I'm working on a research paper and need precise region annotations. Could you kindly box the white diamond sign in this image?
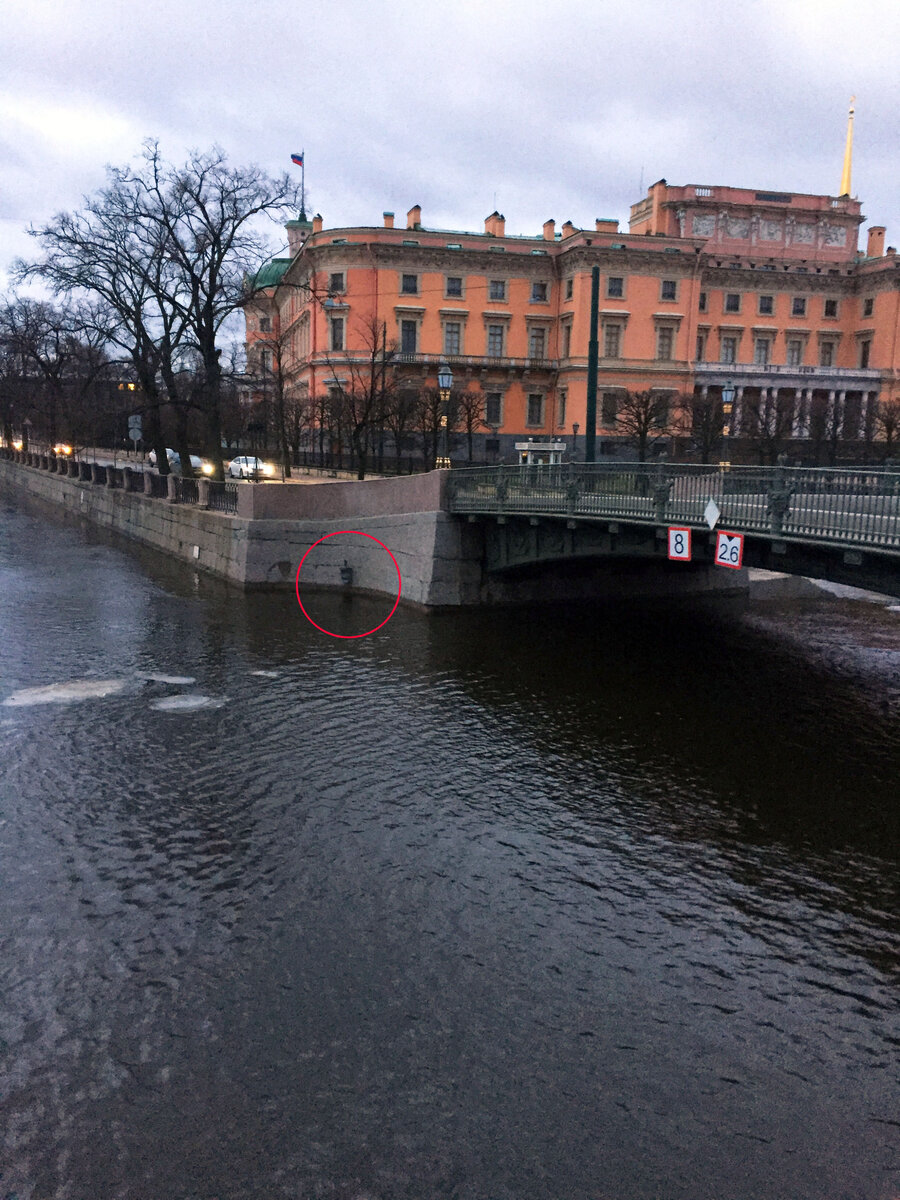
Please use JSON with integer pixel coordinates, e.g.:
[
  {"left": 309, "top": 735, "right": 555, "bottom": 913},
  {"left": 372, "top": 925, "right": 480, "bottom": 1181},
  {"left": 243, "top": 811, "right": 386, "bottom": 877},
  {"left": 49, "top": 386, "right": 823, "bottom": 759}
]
[{"left": 704, "top": 498, "right": 721, "bottom": 529}]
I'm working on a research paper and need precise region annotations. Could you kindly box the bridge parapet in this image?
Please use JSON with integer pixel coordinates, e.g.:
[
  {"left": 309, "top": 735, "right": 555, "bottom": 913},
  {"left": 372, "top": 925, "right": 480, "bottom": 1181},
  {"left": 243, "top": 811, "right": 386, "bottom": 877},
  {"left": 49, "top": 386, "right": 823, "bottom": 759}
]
[{"left": 449, "top": 462, "right": 900, "bottom": 551}]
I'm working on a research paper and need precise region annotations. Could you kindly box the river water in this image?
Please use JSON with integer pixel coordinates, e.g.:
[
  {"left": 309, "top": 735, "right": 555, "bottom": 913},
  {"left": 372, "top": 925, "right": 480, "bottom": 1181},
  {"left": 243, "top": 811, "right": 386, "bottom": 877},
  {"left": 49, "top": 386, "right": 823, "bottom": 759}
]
[{"left": 0, "top": 493, "right": 898, "bottom": 1200}]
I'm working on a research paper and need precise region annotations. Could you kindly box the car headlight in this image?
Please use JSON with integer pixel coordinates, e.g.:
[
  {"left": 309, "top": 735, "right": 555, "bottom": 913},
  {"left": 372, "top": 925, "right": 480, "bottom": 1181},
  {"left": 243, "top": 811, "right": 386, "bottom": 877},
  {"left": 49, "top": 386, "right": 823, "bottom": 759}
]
[
  {"left": 262, "top": 463, "right": 275, "bottom": 476},
  {"left": 201, "top": 462, "right": 214, "bottom": 475}
]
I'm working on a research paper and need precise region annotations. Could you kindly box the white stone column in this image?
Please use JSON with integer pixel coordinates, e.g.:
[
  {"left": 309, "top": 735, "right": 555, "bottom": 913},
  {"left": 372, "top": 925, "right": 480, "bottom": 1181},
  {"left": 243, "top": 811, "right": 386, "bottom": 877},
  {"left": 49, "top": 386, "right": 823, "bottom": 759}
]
[
  {"left": 791, "top": 387, "right": 802, "bottom": 437},
  {"left": 733, "top": 386, "right": 744, "bottom": 435},
  {"left": 801, "top": 388, "right": 813, "bottom": 438},
  {"left": 826, "top": 389, "right": 836, "bottom": 435},
  {"left": 858, "top": 390, "right": 871, "bottom": 438},
  {"left": 835, "top": 389, "right": 846, "bottom": 438}
]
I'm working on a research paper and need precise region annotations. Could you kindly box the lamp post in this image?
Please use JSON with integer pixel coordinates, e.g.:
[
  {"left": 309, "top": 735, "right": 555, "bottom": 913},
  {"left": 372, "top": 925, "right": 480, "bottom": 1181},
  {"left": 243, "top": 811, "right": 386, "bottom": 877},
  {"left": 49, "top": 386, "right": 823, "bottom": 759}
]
[
  {"left": 436, "top": 362, "right": 453, "bottom": 468},
  {"left": 572, "top": 422, "right": 580, "bottom": 462},
  {"left": 720, "top": 380, "right": 735, "bottom": 468}
]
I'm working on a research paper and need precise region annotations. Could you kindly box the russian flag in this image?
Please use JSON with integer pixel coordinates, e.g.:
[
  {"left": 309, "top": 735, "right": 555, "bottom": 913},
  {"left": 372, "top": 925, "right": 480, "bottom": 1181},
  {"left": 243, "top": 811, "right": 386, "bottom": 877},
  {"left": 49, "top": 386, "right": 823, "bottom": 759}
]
[{"left": 291, "top": 153, "right": 304, "bottom": 167}]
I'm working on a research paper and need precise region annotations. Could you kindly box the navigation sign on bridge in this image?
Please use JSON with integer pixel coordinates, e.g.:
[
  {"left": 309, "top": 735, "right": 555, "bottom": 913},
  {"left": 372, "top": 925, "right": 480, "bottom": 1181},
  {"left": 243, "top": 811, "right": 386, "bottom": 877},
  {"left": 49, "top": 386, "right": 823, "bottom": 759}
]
[
  {"left": 715, "top": 531, "right": 744, "bottom": 569},
  {"left": 667, "top": 527, "right": 692, "bottom": 561}
]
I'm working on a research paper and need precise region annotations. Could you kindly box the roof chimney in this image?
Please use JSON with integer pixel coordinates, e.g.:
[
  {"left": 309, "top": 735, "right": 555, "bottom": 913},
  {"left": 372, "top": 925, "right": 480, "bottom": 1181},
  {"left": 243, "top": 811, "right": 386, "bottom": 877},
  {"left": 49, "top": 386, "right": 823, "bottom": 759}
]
[
  {"left": 383, "top": 211, "right": 395, "bottom": 228},
  {"left": 312, "top": 213, "right": 323, "bottom": 234},
  {"left": 484, "top": 211, "right": 505, "bottom": 237},
  {"left": 595, "top": 218, "right": 619, "bottom": 234},
  {"left": 561, "top": 220, "right": 577, "bottom": 239},
  {"left": 407, "top": 204, "right": 421, "bottom": 229},
  {"left": 542, "top": 219, "right": 556, "bottom": 241},
  {"left": 867, "top": 225, "right": 886, "bottom": 257}
]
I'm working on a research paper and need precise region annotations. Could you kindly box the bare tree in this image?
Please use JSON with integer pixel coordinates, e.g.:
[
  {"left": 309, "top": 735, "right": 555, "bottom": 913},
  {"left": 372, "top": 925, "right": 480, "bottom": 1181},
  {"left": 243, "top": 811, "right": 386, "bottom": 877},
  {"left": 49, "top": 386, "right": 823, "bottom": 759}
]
[
  {"left": 322, "top": 316, "right": 396, "bottom": 479},
  {"left": 455, "top": 387, "right": 487, "bottom": 463},
  {"left": 18, "top": 141, "right": 301, "bottom": 479},
  {"left": 738, "top": 390, "right": 796, "bottom": 464},
  {"left": 875, "top": 396, "right": 900, "bottom": 462},
  {"left": 615, "top": 390, "right": 671, "bottom": 461},
  {"left": 676, "top": 390, "right": 722, "bottom": 463},
  {"left": 384, "top": 385, "right": 420, "bottom": 472}
]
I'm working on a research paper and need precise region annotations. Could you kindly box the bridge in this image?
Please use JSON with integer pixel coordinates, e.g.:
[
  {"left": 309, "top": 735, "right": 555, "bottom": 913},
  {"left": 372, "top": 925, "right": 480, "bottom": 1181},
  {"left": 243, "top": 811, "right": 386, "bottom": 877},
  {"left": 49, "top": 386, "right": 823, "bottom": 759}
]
[
  {"left": 3, "top": 447, "right": 900, "bottom": 602},
  {"left": 447, "top": 462, "right": 900, "bottom": 599}
]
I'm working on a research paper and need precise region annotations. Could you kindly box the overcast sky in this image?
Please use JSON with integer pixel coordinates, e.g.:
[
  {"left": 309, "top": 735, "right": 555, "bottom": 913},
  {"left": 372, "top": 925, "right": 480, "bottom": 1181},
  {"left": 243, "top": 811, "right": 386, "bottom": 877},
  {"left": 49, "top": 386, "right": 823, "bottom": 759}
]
[{"left": 2, "top": 0, "right": 898, "bottom": 291}]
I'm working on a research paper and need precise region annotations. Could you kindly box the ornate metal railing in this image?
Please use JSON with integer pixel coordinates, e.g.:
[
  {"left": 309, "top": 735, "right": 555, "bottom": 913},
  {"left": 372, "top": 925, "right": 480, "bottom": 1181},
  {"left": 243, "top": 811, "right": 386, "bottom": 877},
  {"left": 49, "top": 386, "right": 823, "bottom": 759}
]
[
  {"left": 448, "top": 462, "right": 900, "bottom": 550},
  {"left": 207, "top": 481, "right": 238, "bottom": 514},
  {"left": 173, "top": 476, "right": 199, "bottom": 505}
]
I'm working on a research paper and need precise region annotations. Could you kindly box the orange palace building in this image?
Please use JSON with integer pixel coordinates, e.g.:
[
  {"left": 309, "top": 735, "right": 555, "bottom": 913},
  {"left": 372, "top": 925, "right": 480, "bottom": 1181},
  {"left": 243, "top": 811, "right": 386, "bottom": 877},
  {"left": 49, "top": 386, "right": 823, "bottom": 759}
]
[{"left": 245, "top": 178, "right": 900, "bottom": 463}]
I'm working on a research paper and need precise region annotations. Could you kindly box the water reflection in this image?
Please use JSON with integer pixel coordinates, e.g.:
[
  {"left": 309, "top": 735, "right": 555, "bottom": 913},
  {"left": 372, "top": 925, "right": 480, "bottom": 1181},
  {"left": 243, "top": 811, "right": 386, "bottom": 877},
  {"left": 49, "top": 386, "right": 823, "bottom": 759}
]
[{"left": 0, "top": 491, "right": 898, "bottom": 1200}]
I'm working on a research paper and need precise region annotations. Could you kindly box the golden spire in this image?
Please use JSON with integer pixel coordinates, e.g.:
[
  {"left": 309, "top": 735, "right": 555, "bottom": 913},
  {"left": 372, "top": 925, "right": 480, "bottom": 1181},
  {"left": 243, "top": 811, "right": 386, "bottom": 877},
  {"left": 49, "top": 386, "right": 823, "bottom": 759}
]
[{"left": 840, "top": 96, "right": 855, "bottom": 196}]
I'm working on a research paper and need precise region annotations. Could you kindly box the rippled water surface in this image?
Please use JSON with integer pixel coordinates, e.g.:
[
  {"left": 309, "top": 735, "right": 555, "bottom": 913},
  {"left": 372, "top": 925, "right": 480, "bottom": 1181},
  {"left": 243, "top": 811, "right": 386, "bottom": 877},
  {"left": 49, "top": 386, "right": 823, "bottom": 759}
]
[{"left": 1, "top": 496, "right": 898, "bottom": 1200}]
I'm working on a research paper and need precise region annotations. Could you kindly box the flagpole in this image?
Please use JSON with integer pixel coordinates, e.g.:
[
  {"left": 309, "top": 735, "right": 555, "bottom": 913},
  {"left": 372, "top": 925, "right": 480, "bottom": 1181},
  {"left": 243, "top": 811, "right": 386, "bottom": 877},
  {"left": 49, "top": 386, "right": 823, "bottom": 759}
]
[{"left": 301, "top": 150, "right": 306, "bottom": 219}]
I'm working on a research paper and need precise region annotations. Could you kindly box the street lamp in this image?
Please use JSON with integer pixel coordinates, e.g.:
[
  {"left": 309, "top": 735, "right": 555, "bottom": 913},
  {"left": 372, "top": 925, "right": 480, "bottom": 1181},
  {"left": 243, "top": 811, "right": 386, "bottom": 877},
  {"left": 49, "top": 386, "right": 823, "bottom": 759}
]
[
  {"left": 436, "top": 362, "right": 453, "bottom": 468},
  {"left": 572, "top": 422, "right": 580, "bottom": 461},
  {"left": 720, "top": 380, "right": 735, "bottom": 467}
]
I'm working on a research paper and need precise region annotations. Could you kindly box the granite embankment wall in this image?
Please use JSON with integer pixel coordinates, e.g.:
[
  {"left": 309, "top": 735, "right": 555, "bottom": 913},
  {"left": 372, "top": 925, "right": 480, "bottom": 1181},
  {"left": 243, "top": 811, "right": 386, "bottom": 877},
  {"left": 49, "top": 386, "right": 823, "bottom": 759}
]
[{"left": 0, "top": 456, "right": 483, "bottom": 606}]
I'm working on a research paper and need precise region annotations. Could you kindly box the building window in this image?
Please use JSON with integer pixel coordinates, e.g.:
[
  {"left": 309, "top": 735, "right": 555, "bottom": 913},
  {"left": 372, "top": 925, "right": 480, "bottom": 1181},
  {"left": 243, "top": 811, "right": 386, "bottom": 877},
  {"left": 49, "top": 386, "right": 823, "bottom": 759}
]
[
  {"left": 401, "top": 320, "right": 417, "bottom": 354},
  {"left": 824, "top": 298, "right": 838, "bottom": 318},
  {"left": 603, "top": 324, "right": 622, "bottom": 358},
  {"left": 698, "top": 291, "right": 707, "bottom": 312},
  {"left": 531, "top": 281, "right": 548, "bottom": 302},
  {"left": 445, "top": 276, "right": 463, "bottom": 297},
  {"left": 561, "top": 322, "right": 572, "bottom": 358},
  {"left": 607, "top": 276, "right": 624, "bottom": 298},
  {"left": 792, "top": 296, "right": 807, "bottom": 317},
  {"left": 329, "top": 272, "right": 345, "bottom": 295},
  {"left": 721, "top": 335, "right": 737, "bottom": 363},
  {"left": 696, "top": 332, "right": 706, "bottom": 361},
  {"left": 786, "top": 338, "right": 803, "bottom": 366},
  {"left": 528, "top": 327, "right": 546, "bottom": 360},
  {"left": 820, "top": 341, "right": 835, "bottom": 367},
  {"left": 260, "top": 348, "right": 272, "bottom": 373},
  {"left": 601, "top": 391, "right": 618, "bottom": 426},
  {"left": 489, "top": 279, "right": 506, "bottom": 301},
  {"left": 443, "top": 322, "right": 461, "bottom": 356},
  {"left": 259, "top": 316, "right": 272, "bottom": 332},
  {"left": 401, "top": 274, "right": 418, "bottom": 295},
  {"left": 724, "top": 293, "right": 741, "bottom": 313},
  {"left": 557, "top": 389, "right": 567, "bottom": 427},
  {"left": 661, "top": 279, "right": 677, "bottom": 301},
  {"left": 330, "top": 317, "right": 344, "bottom": 352},
  {"left": 758, "top": 295, "right": 774, "bottom": 315},
  {"left": 859, "top": 339, "right": 871, "bottom": 368},
  {"left": 653, "top": 393, "right": 671, "bottom": 428},
  {"left": 863, "top": 297, "right": 874, "bottom": 318},
  {"left": 526, "top": 394, "right": 544, "bottom": 426},
  {"left": 754, "top": 337, "right": 770, "bottom": 365},
  {"left": 656, "top": 326, "right": 674, "bottom": 360},
  {"left": 485, "top": 392, "right": 502, "bottom": 426},
  {"left": 565, "top": 278, "right": 574, "bottom": 300},
  {"left": 487, "top": 324, "right": 504, "bottom": 357}
]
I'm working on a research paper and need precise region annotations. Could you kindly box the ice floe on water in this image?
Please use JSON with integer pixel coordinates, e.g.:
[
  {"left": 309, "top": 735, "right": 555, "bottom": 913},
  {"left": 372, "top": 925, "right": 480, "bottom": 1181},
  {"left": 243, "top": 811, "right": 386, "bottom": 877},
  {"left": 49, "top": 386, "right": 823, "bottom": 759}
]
[
  {"left": 249, "top": 669, "right": 280, "bottom": 678},
  {"left": 149, "top": 694, "right": 227, "bottom": 712},
  {"left": 136, "top": 672, "right": 197, "bottom": 685},
  {"left": 2, "top": 679, "right": 128, "bottom": 706}
]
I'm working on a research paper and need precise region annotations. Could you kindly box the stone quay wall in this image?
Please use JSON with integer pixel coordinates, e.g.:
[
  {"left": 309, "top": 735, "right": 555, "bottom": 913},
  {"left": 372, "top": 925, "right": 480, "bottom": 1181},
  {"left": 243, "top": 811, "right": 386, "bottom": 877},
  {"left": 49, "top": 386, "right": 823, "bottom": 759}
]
[{"left": 0, "top": 453, "right": 482, "bottom": 607}]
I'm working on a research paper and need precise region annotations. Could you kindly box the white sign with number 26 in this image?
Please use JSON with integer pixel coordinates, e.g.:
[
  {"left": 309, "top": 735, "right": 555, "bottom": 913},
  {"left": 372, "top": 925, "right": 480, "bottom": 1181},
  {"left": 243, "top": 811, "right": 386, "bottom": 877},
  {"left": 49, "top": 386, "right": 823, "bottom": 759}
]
[{"left": 715, "top": 531, "right": 744, "bottom": 569}]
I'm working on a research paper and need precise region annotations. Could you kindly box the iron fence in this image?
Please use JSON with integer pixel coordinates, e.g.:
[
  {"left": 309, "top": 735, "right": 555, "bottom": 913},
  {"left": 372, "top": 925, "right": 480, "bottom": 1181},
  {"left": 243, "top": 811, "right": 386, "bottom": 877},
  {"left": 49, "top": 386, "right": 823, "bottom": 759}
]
[
  {"left": 147, "top": 473, "right": 169, "bottom": 499},
  {"left": 173, "top": 477, "right": 199, "bottom": 505},
  {"left": 207, "top": 481, "right": 238, "bottom": 514},
  {"left": 448, "top": 462, "right": 900, "bottom": 551}
]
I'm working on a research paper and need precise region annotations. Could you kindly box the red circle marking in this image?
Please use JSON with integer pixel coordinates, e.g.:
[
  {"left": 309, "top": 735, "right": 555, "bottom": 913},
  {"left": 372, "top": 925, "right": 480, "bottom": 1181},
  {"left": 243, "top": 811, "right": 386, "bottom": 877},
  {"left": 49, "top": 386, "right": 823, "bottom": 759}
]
[{"left": 295, "top": 530, "right": 402, "bottom": 639}]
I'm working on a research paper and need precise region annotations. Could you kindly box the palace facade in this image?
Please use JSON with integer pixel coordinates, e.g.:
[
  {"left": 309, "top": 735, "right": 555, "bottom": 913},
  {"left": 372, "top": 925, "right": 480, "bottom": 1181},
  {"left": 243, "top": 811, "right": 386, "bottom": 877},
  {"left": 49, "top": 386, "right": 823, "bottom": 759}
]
[{"left": 245, "top": 176, "right": 900, "bottom": 464}]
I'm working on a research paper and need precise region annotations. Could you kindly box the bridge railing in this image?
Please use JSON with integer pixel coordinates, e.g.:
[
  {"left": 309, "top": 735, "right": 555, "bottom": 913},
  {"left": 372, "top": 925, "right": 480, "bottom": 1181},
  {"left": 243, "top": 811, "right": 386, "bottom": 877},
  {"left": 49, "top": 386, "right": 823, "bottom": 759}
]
[{"left": 448, "top": 463, "right": 900, "bottom": 550}]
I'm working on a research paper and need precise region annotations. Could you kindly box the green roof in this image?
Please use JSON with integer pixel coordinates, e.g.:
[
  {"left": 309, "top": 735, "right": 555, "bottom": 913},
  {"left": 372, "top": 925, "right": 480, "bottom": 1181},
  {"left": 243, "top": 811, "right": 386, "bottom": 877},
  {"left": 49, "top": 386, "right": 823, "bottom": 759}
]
[{"left": 249, "top": 258, "right": 292, "bottom": 290}]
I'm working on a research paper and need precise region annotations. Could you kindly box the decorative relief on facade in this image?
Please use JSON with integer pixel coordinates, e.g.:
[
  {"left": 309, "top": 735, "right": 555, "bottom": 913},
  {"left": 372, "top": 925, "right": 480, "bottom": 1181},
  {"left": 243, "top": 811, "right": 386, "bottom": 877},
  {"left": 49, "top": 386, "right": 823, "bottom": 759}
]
[
  {"left": 760, "top": 220, "right": 783, "bottom": 241},
  {"left": 691, "top": 214, "right": 715, "bottom": 237},
  {"left": 792, "top": 222, "right": 815, "bottom": 244},
  {"left": 820, "top": 223, "right": 847, "bottom": 246},
  {"left": 725, "top": 217, "right": 751, "bottom": 239},
  {"left": 675, "top": 207, "right": 686, "bottom": 236}
]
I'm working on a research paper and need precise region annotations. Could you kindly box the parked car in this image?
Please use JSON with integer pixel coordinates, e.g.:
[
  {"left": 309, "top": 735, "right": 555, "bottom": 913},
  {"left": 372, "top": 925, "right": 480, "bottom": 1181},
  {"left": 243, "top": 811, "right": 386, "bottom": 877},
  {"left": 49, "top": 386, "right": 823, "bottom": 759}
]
[
  {"left": 149, "top": 449, "right": 212, "bottom": 475},
  {"left": 228, "top": 456, "right": 275, "bottom": 479}
]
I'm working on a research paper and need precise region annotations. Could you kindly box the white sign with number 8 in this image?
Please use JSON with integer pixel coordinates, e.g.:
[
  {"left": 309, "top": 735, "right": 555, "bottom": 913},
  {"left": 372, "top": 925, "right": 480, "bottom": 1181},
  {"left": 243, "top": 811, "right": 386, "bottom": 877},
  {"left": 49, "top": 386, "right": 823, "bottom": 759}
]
[
  {"left": 667, "top": 527, "right": 692, "bottom": 561},
  {"left": 715, "top": 531, "right": 744, "bottom": 569}
]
